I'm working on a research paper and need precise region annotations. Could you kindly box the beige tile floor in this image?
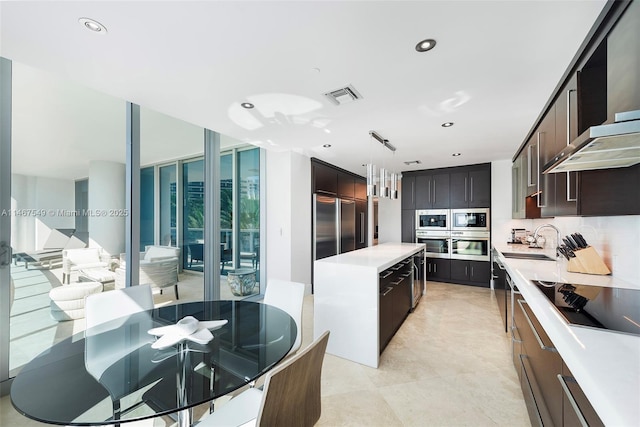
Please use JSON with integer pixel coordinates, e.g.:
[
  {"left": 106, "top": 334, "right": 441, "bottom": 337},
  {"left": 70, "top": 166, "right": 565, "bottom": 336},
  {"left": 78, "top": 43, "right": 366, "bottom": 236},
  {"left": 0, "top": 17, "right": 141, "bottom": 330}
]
[{"left": 1, "top": 281, "right": 530, "bottom": 427}]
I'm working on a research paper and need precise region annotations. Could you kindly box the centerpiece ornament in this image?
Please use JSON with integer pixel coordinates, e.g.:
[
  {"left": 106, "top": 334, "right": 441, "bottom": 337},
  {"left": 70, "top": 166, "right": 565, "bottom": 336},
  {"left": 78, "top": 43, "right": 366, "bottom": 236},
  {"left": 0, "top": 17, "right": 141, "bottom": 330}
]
[{"left": 147, "top": 316, "right": 228, "bottom": 349}]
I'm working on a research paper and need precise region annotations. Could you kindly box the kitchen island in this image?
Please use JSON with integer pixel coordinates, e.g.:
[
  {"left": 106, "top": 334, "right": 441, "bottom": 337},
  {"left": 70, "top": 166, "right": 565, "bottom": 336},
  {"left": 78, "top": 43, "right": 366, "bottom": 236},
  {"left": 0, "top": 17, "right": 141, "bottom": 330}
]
[
  {"left": 313, "top": 243, "right": 425, "bottom": 368},
  {"left": 493, "top": 243, "right": 640, "bottom": 426}
]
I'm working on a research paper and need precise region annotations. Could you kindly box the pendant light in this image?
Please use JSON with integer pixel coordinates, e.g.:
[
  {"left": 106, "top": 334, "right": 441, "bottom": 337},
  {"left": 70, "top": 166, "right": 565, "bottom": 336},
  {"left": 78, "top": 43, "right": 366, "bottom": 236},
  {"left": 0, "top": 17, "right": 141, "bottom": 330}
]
[{"left": 367, "top": 130, "right": 398, "bottom": 200}]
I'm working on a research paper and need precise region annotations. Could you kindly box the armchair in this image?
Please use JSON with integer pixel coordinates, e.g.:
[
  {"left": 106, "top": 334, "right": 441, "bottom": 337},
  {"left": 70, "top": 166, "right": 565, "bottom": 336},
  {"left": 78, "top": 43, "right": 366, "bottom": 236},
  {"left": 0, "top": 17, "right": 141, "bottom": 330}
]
[
  {"left": 115, "top": 245, "right": 180, "bottom": 299},
  {"left": 62, "top": 247, "right": 111, "bottom": 284}
]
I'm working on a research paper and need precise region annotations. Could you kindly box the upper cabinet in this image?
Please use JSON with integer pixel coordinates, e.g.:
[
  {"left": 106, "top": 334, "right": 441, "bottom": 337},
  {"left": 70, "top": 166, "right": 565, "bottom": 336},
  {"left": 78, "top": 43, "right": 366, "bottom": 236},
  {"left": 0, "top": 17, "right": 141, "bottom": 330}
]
[
  {"left": 512, "top": 1, "right": 640, "bottom": 218},
  {"left": 312, "top": 158, "right": 366, "bottom": 201},
  {"left": 415, "top": 172, "right": 450, "bottom": 209},
  {"left": 450, "top": 166, "right": 491, "bottom": 208},
  {"left": 401, "top": 174, "right": 416, "bottom": 210},
  {"left": 607, "top": 0, "right": 640, "bottom": 119}
]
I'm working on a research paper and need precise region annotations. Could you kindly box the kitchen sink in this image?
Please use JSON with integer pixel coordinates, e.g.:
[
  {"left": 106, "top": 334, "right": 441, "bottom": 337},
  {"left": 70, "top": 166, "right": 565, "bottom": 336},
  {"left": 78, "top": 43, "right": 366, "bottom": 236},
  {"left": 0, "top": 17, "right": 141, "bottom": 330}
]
[{"left": 501, "top": 252, "right": 555, "bottom": 261}]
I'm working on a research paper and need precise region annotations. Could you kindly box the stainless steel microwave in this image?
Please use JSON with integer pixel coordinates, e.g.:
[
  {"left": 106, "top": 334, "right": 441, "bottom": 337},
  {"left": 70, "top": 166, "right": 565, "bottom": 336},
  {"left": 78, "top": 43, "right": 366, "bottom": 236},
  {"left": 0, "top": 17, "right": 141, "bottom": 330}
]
[
  {"left": 415, "top": 209, "right": 449, "bottom": 231},
  {"left": 451, "top": 208, "right": 489, "bottom": 231}
]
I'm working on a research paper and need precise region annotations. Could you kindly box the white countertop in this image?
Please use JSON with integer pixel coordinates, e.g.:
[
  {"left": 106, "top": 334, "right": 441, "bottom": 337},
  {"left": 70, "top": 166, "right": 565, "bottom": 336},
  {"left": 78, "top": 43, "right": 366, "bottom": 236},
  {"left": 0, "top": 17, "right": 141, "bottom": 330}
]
[
  {"left": 315, "top": 242, "right": 425, "bottom": 272},
  {"left": 493, "top": 243, "right": 640, "bottom": 426}
]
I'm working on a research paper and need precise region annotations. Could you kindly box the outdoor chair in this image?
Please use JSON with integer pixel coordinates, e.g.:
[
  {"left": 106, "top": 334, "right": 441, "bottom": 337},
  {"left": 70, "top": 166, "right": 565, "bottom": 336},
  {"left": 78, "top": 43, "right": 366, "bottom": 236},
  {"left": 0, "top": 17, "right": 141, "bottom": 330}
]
[{"left": 115, "top": 246, "right": 180, "bottom": 299}]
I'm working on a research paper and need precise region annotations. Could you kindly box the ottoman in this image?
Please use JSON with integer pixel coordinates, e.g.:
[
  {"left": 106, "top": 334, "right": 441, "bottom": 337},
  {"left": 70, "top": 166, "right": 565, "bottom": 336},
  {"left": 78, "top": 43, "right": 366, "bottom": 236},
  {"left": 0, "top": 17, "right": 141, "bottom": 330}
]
[{"left": 49, "top": 282, "right": 103, "bottom": 321}]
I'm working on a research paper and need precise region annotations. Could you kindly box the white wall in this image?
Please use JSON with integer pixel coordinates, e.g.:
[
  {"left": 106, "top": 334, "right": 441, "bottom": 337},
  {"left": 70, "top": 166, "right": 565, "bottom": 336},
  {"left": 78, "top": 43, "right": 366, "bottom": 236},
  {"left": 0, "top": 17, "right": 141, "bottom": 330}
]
[
  {"left": 265, "top": 150, "right": 312, "bottom": 286},
  {"left": 377, "top": 195, "right": 401, "bottom": 243},
  {"left": 11, "top": 173, "right": 75, "bottom": 252},
  {"left": 88, "top": 160, "right": 125, "bottom": 255},
  {"left": 491, "top": 160, "right": 640, "bottom": 285}
]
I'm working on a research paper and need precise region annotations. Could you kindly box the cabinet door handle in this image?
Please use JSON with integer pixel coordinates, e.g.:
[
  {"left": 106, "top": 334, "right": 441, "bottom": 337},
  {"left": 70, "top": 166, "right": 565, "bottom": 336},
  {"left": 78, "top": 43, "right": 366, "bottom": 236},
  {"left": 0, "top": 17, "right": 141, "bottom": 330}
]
[
  {"left": 360, "top": 212, "right": 365, "bottom": 244},
  {"left": 434, "top": 264, "right": 437, "bottom": 273},
  {"left": 471, "top": 266, "right": 474, "bottom": 277},
  {"left": 517, "top": 299, "right": 557, "bottom": 352},
  {"left": 470, "top": 177, "right": 474, "bottom": 202},
  {"left": 381, "top": 287, "right": 393, "bottom": 297},
  {"left": 557, "top": 374, "right": 589, "bottom": 427},
  {"left": 428, "top": 263, "right": 431, "bottom": 273},
  {"left": 527, "top": 144, "right": 535, "bottom": 187},
  {"left": 381, "top": 271, "right": 393, "bottom": 279},
  {"left": 465, "top": 266, "right": 468, "bottom": 276},
  {"left": 464, "top": 177, "right": 468, "bottom": 202},
  {"left": 536, "top": 132, "right": 546, "bottom": 208},
  {"left": 566, "top": 89, "right": 577, "bottom": 203},
  {"left": 433, "top": 181, "right": 436, "bottom": 204}
]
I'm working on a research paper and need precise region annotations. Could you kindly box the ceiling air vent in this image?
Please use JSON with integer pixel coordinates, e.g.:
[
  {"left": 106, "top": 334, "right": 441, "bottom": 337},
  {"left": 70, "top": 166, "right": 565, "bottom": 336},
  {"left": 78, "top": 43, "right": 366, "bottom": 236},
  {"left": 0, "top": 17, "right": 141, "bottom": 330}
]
[{"left": 323, "top": 84, "right": 362, "bottom": 106}]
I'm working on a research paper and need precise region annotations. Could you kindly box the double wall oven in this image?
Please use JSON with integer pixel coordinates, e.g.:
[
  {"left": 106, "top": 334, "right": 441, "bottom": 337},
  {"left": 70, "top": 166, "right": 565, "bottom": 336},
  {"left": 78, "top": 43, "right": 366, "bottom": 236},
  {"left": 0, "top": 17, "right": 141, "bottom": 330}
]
[{"left": 416, "top": 208, "right": 490, "bottom": 261}]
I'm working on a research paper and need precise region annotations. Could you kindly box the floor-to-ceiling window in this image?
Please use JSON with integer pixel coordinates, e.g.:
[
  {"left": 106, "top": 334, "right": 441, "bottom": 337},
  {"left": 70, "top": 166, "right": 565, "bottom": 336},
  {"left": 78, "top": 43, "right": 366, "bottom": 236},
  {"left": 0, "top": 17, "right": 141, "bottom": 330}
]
[
  {"left": 220, "top": 153, "right": 233, "bottom": 274},
  {"left": 140, "top": 166, "right": 155, "bottom": 249},
  {"left": 159, "top": 164, "right": 177, "bottom": 247},
  {"left": 182, "top": 159, "right": 204, "bottom": 272},
  {"left": 237, "top": 148, "right": 260, "bottom": 285}
]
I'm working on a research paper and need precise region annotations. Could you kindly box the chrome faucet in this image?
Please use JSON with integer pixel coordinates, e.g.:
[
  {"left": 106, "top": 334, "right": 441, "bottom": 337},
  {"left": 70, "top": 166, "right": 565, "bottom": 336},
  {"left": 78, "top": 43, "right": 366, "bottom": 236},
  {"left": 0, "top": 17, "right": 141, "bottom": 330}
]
[{"left": 533, "top": 223, "right": 562, "bottom": 258}]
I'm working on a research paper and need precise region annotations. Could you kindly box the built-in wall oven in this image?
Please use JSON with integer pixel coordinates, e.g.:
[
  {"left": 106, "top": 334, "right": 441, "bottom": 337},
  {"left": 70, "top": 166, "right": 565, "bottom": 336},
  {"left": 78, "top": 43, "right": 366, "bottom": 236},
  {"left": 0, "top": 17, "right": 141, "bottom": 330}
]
[
  {"left": 450, "top": 230, "right": 490, "bottom": 261},
  {"left": 416, "top": 230, "right": 450, "bottom": 258},
  {"left": 451, "top": 208, "right": 490, "bottom": 231},
  {"left": 416, "top": 209, "right": 449, "bottom": 231}
]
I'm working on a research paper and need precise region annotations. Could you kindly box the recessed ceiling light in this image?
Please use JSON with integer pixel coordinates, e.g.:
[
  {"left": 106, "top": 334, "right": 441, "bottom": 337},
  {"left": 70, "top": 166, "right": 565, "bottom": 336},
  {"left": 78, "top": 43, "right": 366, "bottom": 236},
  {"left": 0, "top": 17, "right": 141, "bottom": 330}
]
[
  {"left": 78, "top": 18, "right": 107, "bottom": 34},
  {"left": 452, "top": 153, "right": 462, "bottom": 157},
  {"left": 415, "top": 38, "right": 436, "bottom": 52},
  {"left": 241, "top": 102, "right": 254, "bottom": 109},
  {"left": 323, "top": 144, "right": 332, "bottom": 148},
  {"left": 442, "top": 122, "right": 454, "bottom": 128}
]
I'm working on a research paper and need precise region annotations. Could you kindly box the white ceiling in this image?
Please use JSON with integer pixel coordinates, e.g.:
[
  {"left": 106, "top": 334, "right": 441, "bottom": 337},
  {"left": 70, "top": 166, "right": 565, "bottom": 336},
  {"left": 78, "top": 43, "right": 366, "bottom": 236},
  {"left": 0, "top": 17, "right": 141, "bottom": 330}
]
[{"left": 0, "top": 1, "right": 607, "bottom": 179}]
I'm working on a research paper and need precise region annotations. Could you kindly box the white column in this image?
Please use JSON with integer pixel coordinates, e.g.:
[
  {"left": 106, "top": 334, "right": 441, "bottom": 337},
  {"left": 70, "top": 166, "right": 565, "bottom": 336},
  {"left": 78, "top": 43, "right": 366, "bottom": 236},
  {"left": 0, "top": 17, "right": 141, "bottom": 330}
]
[{"left": 88, "top": 160, "right": 125, "bottom": 256}]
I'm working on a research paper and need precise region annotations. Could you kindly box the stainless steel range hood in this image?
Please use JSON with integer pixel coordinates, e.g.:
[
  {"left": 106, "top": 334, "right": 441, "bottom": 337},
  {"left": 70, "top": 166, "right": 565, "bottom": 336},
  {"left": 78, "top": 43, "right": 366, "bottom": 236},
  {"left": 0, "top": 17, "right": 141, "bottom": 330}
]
[{"left": 543, "top": 110, "right": 640, "bottom": 174}]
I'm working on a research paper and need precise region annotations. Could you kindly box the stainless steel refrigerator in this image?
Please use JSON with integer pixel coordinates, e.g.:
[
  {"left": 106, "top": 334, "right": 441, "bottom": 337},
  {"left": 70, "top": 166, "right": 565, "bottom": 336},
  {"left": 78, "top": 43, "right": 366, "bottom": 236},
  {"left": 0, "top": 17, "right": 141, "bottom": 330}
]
[{"left": 313, "top": 194, "right": 357, "bottom": 260}]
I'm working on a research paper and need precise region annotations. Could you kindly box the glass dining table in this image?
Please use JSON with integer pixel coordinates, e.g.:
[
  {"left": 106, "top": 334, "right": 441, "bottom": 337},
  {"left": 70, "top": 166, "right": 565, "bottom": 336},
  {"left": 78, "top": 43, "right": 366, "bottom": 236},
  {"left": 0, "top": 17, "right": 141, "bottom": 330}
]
[{"left": 10, "top": 300, "right": 296, "bottom": 426}]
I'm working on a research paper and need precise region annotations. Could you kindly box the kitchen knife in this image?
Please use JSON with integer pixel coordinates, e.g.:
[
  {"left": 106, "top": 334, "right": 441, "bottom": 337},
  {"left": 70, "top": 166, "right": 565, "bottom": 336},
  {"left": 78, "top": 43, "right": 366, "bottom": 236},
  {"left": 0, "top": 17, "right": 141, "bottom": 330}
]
[
  {"left": 563, "top": 237, "right": 577, "bottom": 251},
  {"left": 566, "top": 235, "right": 580, "bottom": 250},
  {"left": 575, "top": 233, "right": 588, "bottom": 248},
  {"left": 571, "top": 233, "right": 586, "bottom": 249},
  {"left": 558, "top": 246, "right": 571, "bottom": 260}
]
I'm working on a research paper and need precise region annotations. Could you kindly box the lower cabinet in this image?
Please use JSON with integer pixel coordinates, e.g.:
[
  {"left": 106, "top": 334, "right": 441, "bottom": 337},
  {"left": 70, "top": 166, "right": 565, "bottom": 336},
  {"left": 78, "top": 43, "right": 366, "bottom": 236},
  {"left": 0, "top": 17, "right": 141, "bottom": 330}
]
[
  {"left": 379, "top": 257, "right": 413, "bottom": 353},
  {"left": 513, "top": 295, "right": 603, "bottom": 427},
  {"left": 450, "top": 260, "right": 491, "bottom": 287},
  {"left": 426, "top": 258, "right": 450, "bottom": 281}
]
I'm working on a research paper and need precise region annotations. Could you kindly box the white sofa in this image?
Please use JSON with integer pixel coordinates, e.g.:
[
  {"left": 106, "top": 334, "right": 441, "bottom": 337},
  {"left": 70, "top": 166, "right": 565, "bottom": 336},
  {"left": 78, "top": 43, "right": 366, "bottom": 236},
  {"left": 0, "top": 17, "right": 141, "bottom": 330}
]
[
  {"left": 62, "top": 247, "right": 111, "bottom": 284},
  {"left": 115, "top": 245, "right": 180, "bottom": 299}
]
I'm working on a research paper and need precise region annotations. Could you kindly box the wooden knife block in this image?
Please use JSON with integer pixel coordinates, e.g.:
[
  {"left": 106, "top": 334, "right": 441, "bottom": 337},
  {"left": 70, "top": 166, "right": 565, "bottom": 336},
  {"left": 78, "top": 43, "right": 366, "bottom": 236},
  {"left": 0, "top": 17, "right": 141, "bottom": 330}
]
[{"left": 567, "top": 246, "right": 611, "bottom": 275}]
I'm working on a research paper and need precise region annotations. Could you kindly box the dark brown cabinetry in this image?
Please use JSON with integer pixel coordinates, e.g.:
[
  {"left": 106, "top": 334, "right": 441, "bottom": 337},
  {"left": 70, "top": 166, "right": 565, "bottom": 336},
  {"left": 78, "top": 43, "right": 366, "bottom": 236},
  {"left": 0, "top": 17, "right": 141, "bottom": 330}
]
[
  {"left": 379, "top": 258, "right": 413, "bottom": 353},
  {"left": 401, "top": 174, "right": 416, "bottom": 210},
  {"left": 415, "top": 173, "right": 450, "bottom": 209},
  {"left": 450, "top": 260, "right": 491, "bottom": 287},
  {"left": 425, "top": 258, "right": 450, "bottom": 282},
  {"left": 513, "top": 1, "right": 640, "bottom": 218},
  {"left": 355, "top": 200, "right": 368, "bottom": 250},
  {"left": 552, "top": 74, "right": 579, "bottom": 216},
  {"left": 560, "top": 362, "right": 605, "bottom": 427},
  {"left": 313, "top": 161, "right": 338, "bottom": 195},
  {"left": 514, "top": 297, "right": 563, "bottom": 427},
  {"left": 450, "top": 168, "right": 491, "bottom": 208},
  {"left": 338, "top": 171, "right": 355, "bottom": 199},
  {"left": 607, "top": 0, "right": 640, "bottom": 120},
  {"left": 401, "top": 209, "right": 415, "bottom": 243}
]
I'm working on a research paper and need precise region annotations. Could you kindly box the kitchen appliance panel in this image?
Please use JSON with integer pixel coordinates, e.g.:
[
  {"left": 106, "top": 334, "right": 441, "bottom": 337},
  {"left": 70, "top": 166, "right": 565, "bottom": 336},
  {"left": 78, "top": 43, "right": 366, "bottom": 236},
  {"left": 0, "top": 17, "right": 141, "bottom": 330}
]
[
  {"left": 531, "top": 280, "right": 640, "bottom": 336},
  {"left": 313, "top": 194, "right": 338, "bottom": 260},
  {"left": 451, "top": 208, "right": 490, "bottom": 231},
  {"left": 416, "top": 230, "right": 450, "bottom": 259},
  {"left": 415, "top": 209, "right": 449, "bottom": 231},
  {"left": 339, "top": 199, "right": 356, "bottom": 253},
  {"left": 450, "top": 231, "right": 490, "bottom": 261}
]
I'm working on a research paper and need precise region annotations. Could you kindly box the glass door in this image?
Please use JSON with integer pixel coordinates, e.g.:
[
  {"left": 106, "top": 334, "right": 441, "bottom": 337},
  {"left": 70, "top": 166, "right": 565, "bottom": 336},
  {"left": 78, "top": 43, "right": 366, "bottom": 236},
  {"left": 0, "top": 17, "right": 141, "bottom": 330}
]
[{"left": 183, "top": 159, "right": 204, "bottom": 272}]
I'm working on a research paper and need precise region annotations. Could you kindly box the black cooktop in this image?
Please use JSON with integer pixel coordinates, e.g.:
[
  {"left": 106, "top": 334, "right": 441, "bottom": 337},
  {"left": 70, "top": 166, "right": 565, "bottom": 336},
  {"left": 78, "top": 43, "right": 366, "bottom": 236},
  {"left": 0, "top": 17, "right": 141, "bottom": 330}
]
[{"left": 532, "top": 280, "right": 640, "bottom": 336}]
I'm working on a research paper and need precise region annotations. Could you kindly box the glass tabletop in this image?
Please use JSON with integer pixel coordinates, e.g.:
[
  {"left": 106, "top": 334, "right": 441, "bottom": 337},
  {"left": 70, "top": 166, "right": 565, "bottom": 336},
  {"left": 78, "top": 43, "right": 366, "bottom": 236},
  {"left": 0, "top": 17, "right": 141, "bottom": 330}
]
[{"left": 10, "top": 300, "right": 296, "bottom": 426}]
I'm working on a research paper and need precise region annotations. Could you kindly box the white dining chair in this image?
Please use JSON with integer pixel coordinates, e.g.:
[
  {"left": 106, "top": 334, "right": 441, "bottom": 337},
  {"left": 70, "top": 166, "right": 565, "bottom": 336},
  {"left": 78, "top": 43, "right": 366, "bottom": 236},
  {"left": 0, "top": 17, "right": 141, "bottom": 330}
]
[
  {"left": 263, "top": 278, "right": 305, "bottom": 356},
  {"left": 84, "top": 285, "right": 155, "bottom": 424},
  {"left": 196, "top": 330, "right": 330, "bottom": 427}
]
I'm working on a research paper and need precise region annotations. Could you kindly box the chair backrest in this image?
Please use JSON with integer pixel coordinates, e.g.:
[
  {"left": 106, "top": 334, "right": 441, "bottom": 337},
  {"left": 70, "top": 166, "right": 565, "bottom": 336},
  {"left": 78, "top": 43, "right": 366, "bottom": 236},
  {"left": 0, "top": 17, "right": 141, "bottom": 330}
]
[
  {"left": 264, "top": 279, "right": 305, "bottom": 354},
  {"left": 84, "top": 285, "right": 155, "bottom": 400},
  {"left": 63, "top": 247, "right": 102, "bottom": 265},
  {"left": 85, "top": 284, "right": 153, "bottom": 332},
  {"left": 143, "top": 245, "right": 180, "bottom": 261},
  {"left": 257, "top": 330, "right": 330, "bottom": 427}
]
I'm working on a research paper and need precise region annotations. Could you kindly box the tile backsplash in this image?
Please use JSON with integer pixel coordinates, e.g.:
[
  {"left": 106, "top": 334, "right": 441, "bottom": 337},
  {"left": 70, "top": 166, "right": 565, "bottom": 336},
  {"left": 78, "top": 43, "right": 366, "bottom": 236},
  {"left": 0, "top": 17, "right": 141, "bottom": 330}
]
[{"left": 494, "top": 215, "right": 640, "bottom": 285}]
